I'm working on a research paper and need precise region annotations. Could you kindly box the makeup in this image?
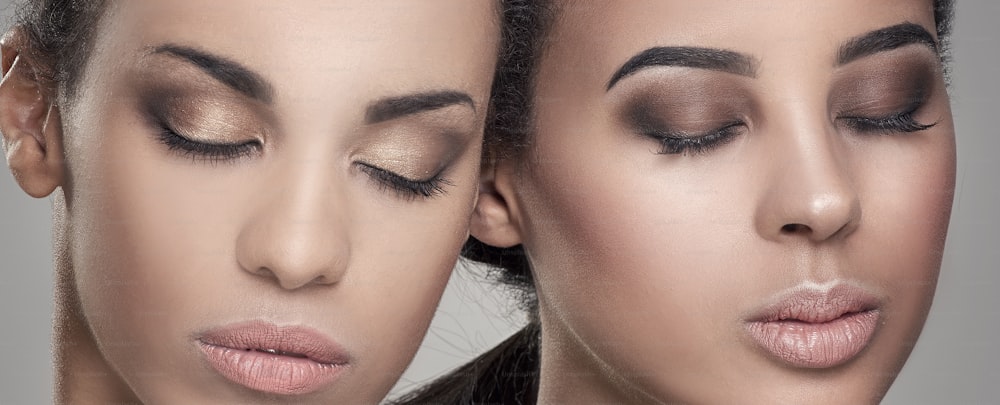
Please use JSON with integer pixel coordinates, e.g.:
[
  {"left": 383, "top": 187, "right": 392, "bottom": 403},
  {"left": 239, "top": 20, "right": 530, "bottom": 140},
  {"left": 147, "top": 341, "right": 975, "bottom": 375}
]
[
  {"left": 357, "top": 162, "right": 451, "bottom": 198},
  {"left": 505, "top": 2, "right": 955, "bottom": 403},
  {"left": 831, "top": 50, "right": 939, "bottom": 136},
  {"left": 744, "top": 283, "right": 882, "bottom": 369},
  {"left": 36, "top": 0, "right": 499, "bottom": 402},
  {"left": 135, "top": 83, "right": 267, "bottom": 163},
  {"left": 353, "top": 109, "right": 476, "bottom": 200},
  {"left": 196, "top": 322, "right": 350, "bottom": 395},
  {"left": 618, "top": 78, "right": 753, "bottom": 156}
]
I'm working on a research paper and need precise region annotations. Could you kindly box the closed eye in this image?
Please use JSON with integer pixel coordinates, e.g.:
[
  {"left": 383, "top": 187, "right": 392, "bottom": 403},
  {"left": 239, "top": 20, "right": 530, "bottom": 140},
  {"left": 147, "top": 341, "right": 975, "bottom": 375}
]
[
  {"left": 356, "top": 162, "right": 452, "bottom": 199},
  {"left": 155, "top": 124, "right": 262, "bottom": 163},
  {"left": 641, "top": 121, "right": 747, "bottom": 156}
]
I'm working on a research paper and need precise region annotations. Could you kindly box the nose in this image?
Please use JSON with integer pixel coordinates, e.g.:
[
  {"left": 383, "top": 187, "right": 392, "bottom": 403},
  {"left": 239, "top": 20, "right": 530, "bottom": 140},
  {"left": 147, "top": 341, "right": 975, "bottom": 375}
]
[
  {"left": 755, "top": 125, "right": 861, "bottom": 243},
  {"left": 235, "top": 159, "right": 350, "bottom": 290}
]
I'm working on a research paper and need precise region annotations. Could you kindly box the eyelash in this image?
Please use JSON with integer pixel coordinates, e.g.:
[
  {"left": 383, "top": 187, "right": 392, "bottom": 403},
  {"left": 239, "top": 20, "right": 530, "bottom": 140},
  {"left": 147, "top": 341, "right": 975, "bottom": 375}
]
[
  {"left": 839, "top": 101, "right": 936, "bottom": 134},
  {"left": 155, "top": 122, "right": 450, "bottom": 201},
  {"left": 156, "top": 125, "right": 261, "bottom": 163},
  {"left": 646, "top": 121, "right": 746, "bottom": 156},
  {"left": 357, "top": 162, "right": 452, "bottom": 199},
  {"left": 643, "top": 100, "right": 934, "bottom": 156}
]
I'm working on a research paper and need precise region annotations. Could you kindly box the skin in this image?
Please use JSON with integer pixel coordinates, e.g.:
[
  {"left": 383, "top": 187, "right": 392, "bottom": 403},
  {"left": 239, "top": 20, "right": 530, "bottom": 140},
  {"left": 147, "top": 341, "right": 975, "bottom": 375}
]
[
  {"left": 0, "top": 1, "right": 498, "bottom": 403},
  {"left": 473, "top": 0, "right": 955, "bottom": 403}
]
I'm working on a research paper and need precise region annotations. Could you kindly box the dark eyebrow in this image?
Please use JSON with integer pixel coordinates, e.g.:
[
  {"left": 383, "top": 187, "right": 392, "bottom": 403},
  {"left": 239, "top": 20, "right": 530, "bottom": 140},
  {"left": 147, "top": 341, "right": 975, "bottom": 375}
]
[
  {"left": 151, "top": 44, "right": 275, "bottom": 104},
  {"left": 607, "top": 46, "right": 758, "bottom": 91},
  {"left": 837, "top": 23, "right": 938, "bottom": 66},
  {"left": 364, "top": 91, "right": 475, "bottom": 124}
]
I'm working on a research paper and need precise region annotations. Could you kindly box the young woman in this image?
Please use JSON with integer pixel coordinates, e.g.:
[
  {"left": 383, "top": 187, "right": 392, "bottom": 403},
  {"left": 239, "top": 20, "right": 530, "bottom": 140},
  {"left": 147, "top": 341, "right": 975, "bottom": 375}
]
[
  {"left": 399, "top": 0, "right": 958, "bottom": 403},
  {"left": 0, "top": 0, "right": 510, "bottom": 403}
]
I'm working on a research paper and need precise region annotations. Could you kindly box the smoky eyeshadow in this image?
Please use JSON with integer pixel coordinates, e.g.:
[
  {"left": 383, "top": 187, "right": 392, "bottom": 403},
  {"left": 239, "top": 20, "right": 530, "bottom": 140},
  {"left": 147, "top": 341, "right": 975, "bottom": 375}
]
[
  {"left": 618, "top": 78, "right": 753, "bottom": 139},
  {"left": 140, "top": 87, "right": 183, "bottom": 128},
  {"left": 830, "top": 54, "right": 937, "bottom": 118},
  {"left": 624, "top": 95, "right": 668, "bottom": 136}
]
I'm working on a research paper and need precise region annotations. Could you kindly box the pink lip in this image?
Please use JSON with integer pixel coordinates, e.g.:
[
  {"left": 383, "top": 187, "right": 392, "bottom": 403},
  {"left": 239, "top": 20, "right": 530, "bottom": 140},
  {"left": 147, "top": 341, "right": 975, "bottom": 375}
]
[
  {"left": 196, "top": 321, "right": 350, "bottom": 395},
  {"left": 745, "top": 283, "right": 882, "bottom": 369}
]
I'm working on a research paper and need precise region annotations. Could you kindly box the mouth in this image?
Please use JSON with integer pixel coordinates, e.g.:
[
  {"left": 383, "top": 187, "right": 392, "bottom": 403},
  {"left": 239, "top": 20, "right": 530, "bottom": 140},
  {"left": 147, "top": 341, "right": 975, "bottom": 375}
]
[
  {"left": 744, "top": 283, "right": 882, "bottom": 369},
  {"left": 196, "top": 321, "right": 350, "bottom": 395}
]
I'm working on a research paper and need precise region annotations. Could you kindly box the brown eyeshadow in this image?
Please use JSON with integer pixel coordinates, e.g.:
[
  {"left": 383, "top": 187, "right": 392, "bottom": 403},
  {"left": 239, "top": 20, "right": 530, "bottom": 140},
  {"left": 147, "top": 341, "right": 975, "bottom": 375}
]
[
  {"left": 829, "top": 50, "right": 938, "bottom": 119},
  {"left": 616, "top": 71, "right": 754, "bottom": 138}
]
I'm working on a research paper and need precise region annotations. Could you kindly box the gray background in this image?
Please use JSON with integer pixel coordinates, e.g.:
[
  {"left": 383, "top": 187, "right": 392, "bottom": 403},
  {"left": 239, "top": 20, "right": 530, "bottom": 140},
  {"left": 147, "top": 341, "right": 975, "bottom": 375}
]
[{"left": 0, "top": 2, "right": 996, "bottom": 404}]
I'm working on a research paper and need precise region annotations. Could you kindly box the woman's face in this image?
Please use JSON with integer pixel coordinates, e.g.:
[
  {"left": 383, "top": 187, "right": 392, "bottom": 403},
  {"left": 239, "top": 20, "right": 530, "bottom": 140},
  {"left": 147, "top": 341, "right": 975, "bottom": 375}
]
[
  {"left": 502, "top": 0, "right": 954, "bottom": 403},
  {"left": 55, "top": 1, "right": 497, "bottom": 403}
]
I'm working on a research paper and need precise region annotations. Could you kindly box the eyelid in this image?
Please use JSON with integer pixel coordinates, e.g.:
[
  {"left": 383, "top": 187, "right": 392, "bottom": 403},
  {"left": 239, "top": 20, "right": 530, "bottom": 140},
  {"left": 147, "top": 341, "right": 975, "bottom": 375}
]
[
  {"left": 838, "top": 106, "right": 937, "bottom": 134},
  {"left": 829, "top": 53, "right": 937, "bottom": 114},
  {"left": 356, "top": 161, "right": 439, "bottom": 183},
  {"left": 838, "top": 97, "right": 921, "bottom": 120},
  {"left": 351, "top": 119, "right": 474, "bottom": 198},
  {"left": 356, "top": 161, "right": 452, "bottom": 199},
  {"left": 622, "top": 95, "right": 750, "bottom": 156},
  {"left": 139, "top": 83, "right": 270, "bottom": 160},
  {"left": 649, "top": 122, "right": 746, "bottom": 155},
  {"left": 154, "top": 124, "right": 263, "bottom": 163},
  {"left": 835, "top": 85, "right": 937, "bottom": 134}
]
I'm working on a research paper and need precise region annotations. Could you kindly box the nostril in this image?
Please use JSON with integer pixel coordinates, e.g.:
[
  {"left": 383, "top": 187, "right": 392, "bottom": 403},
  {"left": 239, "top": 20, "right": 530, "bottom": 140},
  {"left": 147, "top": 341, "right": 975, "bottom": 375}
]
[
  {"left": 255, "top": 267, "right": 277, "bottom": 280},
  {"left": 781, "top": 223, "right": 810, "bottom": 234}
]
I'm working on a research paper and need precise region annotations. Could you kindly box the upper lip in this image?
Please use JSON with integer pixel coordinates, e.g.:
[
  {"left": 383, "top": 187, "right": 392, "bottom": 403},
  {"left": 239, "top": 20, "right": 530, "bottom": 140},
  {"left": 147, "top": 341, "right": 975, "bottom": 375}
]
[
  {"left": 746, "top": 282, "right": 882, "bottom": 324},
  {"left": 196, "top": 321, "right": 351, "bottom": 365}
]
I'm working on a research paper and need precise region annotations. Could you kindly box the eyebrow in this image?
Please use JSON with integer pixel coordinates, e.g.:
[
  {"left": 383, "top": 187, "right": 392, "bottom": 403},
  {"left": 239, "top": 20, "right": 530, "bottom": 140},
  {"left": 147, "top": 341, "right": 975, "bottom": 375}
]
[
  {"left": 606, "top": 47, "right": 758, "bottom": 91},
  {"left": 364, "top": 91, "right": 475, "bottom": 124},
  {"left": 151, "top": 44, "right": 275, "bottom": 104},
  {"left": 837, "top": 23, "right": 938, "bottom": 66},
  {"left": 606, "top": 23, "right": 938, "bottom": 92}
]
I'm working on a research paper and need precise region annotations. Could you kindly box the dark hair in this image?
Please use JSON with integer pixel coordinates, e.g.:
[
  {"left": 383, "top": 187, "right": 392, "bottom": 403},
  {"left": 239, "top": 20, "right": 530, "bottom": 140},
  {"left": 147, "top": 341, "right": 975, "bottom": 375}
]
[
  {"left": 390, "top": 5, "right": 556, "bottom": 404},
  {"left": 12, "top": 0, "right": 107, "bottom": 101},
  {"left": 395, "top": 1, "right": 957, "bottom": 404}
]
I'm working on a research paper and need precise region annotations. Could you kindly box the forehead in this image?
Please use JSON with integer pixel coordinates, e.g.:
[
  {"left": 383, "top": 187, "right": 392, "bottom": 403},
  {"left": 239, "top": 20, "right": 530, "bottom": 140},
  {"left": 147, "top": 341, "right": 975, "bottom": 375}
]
[
  {"left": 84, "top": 0, "right": 498, "bottom": 97},
  {"left": 543, "top": 0, "right": 937, "bottom": 72}
]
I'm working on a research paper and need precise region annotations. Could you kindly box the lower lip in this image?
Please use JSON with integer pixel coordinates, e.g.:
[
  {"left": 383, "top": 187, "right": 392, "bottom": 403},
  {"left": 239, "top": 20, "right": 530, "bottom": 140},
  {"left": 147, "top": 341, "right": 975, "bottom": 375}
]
[
  {"left": 746, "top": 310, "right": 880, "bottom": 368},
  {"left": 198, "top": 342, "right": 346, "bottom": 395}
]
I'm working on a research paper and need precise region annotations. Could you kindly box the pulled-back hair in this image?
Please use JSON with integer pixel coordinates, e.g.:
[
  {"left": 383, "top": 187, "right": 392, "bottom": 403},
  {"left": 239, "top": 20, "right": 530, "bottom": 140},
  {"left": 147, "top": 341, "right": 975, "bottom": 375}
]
[
  {"left": 395, "top": 1, "right": 956, "bottom": 404},
  {"left": 12, "top": 0, "right": 107, "bottom": 100}
]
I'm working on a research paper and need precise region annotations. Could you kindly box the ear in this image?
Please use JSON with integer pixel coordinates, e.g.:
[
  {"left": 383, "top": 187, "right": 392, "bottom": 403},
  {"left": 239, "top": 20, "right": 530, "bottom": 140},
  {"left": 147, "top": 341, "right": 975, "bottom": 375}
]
[
  {"left": 0, "top": 28, "right": 66, "bottom": 198},
  {"left": 470, "top": 156, "right": 524, "bottom": 248}
]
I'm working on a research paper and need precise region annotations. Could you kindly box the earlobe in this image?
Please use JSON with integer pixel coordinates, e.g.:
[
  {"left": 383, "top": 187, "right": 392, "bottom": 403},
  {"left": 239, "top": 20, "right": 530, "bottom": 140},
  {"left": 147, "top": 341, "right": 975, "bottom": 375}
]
[
  {"left": 0, "top": 30, "right": 66, "bottom": 198},
  {"left": 470, "top": 159, "right": 523, "bottom": 248}
]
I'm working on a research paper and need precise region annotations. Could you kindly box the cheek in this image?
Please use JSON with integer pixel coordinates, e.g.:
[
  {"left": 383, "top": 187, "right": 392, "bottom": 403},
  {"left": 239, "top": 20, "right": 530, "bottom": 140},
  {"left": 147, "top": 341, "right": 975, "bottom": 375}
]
[
  {"left": 519, "top": 127, "right": 753, "bottom": 374},
  {"left": 64, "top": 108, "right": 481, "bottom": 397},
  {"left": 323, "top": 155, "right": 480, "bottom": 369},
  {"left": 66, "top": 112, "right": 250, "bottom": 376},
  {"left": 852, "top": 123, "right": 956, "bottom": 330},
  {"left": 518, "top": 105, "right": 956, "bottom": 399}
]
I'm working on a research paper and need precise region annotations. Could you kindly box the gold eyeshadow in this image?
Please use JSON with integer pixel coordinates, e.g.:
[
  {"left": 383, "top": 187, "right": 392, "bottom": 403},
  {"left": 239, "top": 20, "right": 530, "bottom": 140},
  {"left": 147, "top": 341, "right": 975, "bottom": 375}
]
[
  {"left": 352, "top": 112, "right": 478, "bottom": 182},
  {"left": 127, "top": 55, "right": 478, "bottom": 198},
  {"left": 142, "top": 87, "right": 266, "bottom": 146}
]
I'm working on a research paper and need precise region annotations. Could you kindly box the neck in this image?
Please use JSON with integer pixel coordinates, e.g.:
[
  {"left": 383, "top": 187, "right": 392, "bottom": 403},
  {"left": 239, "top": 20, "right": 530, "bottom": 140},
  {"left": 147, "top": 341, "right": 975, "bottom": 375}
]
[
  {"left": 52, "top": 190, "right": 139, "bottom": 404},
  {"left": 534, "top": 306, "right": 662, "bottom": 405}
]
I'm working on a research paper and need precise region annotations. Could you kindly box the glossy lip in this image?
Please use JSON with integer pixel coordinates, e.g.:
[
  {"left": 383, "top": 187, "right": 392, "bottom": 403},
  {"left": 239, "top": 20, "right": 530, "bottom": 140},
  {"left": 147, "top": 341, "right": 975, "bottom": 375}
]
[
  {"left": 744, "top": 282, "right": 882, "bottom": 369},
  {"left": 196, "top": 321, "right": 351, "bottom": 395}
]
